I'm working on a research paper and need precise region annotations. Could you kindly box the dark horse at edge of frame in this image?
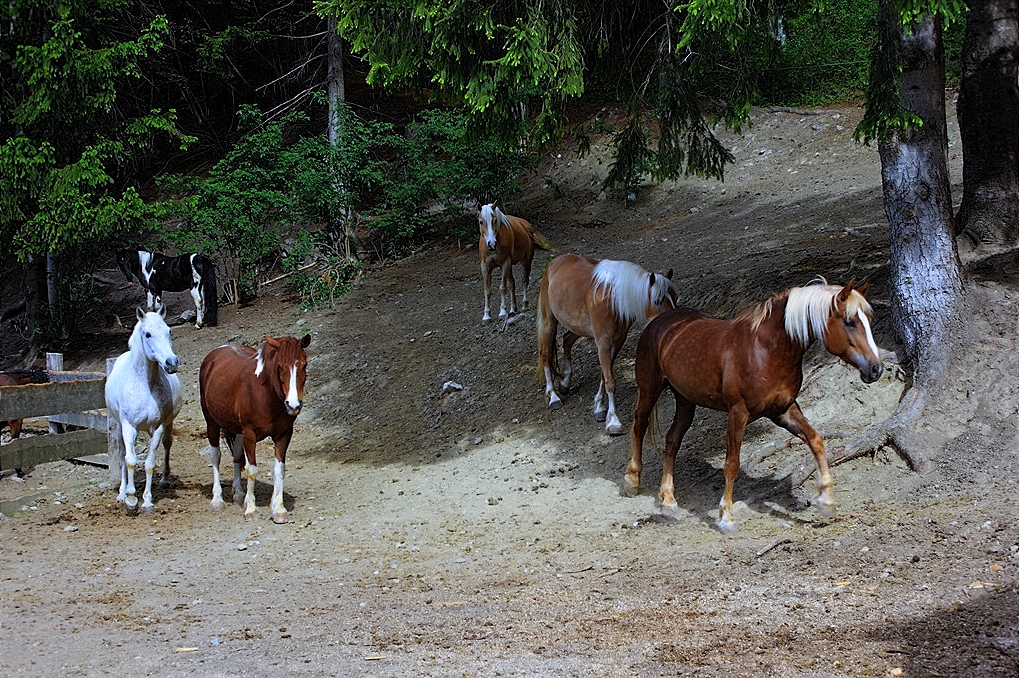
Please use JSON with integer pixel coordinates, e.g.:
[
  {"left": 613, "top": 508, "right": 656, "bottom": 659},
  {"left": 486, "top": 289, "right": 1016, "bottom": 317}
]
[
  {"left": 0, "top": 368, "right": 50, "bottom": 478},
  {"left": 117, "top": 249, "right": 219, "bottom": 328}
]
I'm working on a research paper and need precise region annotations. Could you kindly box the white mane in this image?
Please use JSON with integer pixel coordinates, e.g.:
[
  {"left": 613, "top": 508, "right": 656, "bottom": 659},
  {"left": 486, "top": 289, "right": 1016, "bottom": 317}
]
[
  {"left": 480, "top": 203, "right": 511, "bottom": 229},
  {"left": 592, "top": 259, "right": 672, "bottom": 323},
  {"left": 782, "top": 278, "right": 873, "bottom": 345}
]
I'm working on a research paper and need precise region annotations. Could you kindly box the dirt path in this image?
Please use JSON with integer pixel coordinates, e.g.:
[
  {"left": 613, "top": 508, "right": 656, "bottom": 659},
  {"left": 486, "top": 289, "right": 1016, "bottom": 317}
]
[{"left": 2, "top": 100, "right": 1018, "bottom": 677}]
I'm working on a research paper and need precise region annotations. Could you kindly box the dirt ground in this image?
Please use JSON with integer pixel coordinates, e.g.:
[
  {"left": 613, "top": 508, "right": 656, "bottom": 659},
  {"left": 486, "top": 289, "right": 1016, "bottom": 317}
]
[{"left": 2, "top": 97, "right": 1018, "bottom": 678}]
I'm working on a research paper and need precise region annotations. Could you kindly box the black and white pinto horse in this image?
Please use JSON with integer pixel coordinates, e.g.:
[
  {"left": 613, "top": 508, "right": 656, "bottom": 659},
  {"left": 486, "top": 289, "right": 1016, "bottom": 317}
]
[{"left": 117, "top": 249, "right": 219, "bottom": 328}]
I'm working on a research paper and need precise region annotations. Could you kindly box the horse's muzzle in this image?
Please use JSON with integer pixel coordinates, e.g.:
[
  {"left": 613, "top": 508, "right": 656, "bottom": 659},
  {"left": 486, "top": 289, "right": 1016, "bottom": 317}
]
[
  {"left": 859, "top": 361, "right": 883, "bottom": 384},
  {"left": 164, "top": 357, "right": 180, "bottom": 375},
  {"left": 486, "top": 240, "right": 497, "bottom": 252},
  {"left": 285, "top": 402, "right": 302, "bottom": 416}
]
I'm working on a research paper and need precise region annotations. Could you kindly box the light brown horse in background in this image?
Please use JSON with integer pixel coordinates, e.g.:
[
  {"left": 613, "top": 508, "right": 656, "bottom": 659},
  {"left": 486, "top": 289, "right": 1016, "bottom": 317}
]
[
  {"left": 624, "top": 279, "right": 883, "bottom": 533},
  {"left": 478, "top": 202, "right": 554, "bottom": 324},
  {"left": 200, "top": 334, "right": 311, "bottom": 523},
  {"left": 537, "top": 254, "right": 677, "bottom": 435}
]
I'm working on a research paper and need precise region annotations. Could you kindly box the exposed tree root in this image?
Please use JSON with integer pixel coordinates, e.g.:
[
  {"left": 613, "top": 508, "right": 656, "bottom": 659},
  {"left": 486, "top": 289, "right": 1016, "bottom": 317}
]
[{"left": 753, "top": 386, "right": 935, "bottom": 503}]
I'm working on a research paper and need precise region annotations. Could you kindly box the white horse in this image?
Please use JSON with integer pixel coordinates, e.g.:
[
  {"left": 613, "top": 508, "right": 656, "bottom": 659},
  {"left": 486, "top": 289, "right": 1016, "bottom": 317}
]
[{"left": 104, "top": 306, "right": 182, "bottom": 513}]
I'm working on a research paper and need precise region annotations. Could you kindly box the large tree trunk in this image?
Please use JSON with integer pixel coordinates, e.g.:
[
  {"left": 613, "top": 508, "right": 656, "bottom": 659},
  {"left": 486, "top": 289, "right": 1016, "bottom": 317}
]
[
  {"left": 792, "top": 9, "right": 964, "bottom": 480},
  {"left": 955, "top": 0, "right": 1019, "bottom": 252}
]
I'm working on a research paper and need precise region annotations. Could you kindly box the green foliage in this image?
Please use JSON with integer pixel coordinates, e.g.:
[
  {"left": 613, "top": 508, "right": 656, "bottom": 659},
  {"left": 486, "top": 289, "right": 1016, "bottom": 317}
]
[{"left": 283, "top": 230, "right": 363, "bottom": 310}]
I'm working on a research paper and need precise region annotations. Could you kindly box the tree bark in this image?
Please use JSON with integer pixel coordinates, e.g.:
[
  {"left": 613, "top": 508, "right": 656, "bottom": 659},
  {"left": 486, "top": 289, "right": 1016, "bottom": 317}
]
[
  {"left": 955, "top": 0, "right": 1019, "bottom": 252},
  {"left": 820, "top": 8, "right": 965, "bottom": 475}
]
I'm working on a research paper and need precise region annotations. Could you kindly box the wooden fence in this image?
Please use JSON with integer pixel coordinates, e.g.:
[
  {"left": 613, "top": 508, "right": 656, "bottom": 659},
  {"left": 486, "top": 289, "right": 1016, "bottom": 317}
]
[{"left": 0, "top": 353, "right": 111, "bottom": 478}]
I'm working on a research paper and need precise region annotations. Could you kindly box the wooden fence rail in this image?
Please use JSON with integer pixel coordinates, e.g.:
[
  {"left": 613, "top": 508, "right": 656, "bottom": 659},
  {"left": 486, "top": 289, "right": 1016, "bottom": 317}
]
[{"left": 0, "top": 353, "right": 109, "bottom": 476}]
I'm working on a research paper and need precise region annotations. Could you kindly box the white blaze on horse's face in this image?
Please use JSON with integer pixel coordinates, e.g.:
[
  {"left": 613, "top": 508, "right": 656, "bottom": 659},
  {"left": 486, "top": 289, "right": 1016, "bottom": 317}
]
[
  {"left": 283, "top": 362, "right": 302, "bottom": 415},
  {"left": 479, "top": 204, "right": 499, "bottom": 251}
]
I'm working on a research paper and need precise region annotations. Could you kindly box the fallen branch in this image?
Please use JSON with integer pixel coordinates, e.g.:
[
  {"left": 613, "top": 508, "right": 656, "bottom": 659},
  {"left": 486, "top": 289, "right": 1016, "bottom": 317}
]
[{"left": 755, "top": 537, "right": 794, "bottom": 558}]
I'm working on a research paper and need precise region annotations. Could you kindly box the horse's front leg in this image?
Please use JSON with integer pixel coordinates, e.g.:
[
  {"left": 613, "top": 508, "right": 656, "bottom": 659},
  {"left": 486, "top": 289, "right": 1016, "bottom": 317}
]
[
  {"left": 718, "top": 404, "right": 750, "bottom": 534},
  {"left": 241, "top": 430, "right": 260, "bottom": 521},
  {"left": 773, "top": 402, "right": 834, "bottom": 516},
  {"left": 481, "top": 260, "right": 494, "bottom": 324},
  {"left": 499, "top": 265, "right": 515, "bottom": 319},
  {"left": 520, "top": 258, "right": 533, "bottom": 311},
  {"left": 139, "top": 424, "right": 165, "bottom": 513},
  {"left": 224, "top": 433, "right": 246, "bottom": 508},
  {"left": 119, "top": 422, "right": 140, "bottom": 513},
  {"left": 270, "top": 433, "right": 293, "bottom": 524}
]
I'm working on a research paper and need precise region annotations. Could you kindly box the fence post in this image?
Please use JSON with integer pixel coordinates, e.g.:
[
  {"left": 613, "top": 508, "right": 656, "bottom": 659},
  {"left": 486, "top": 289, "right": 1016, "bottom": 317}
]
[
  {"left": 106, "top": 357, "right": 121, "bottom": 485},
  {"left": 46, "top": 353, "right": 65, "bottom": 435}
]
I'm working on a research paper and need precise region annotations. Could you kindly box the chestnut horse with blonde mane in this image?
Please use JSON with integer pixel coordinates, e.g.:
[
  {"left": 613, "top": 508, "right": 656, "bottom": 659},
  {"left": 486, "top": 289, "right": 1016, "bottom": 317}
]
[
  {"left": 624, "top": 279, "right": 883, "bottom": 533},
  {"left": 538, "top": 253, "right": 677, "bottom": 435},
  {"left": 478, "top": 202, "right": 554, "bottom": 324},
  {"left": 200, "top": 334, "right": 311, "bottom": 523}
]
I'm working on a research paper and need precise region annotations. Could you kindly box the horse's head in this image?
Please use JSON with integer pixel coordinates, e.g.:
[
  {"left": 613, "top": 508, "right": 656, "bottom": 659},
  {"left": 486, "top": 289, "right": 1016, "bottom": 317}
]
[
  {"left": 117, "top": 249, "right": 137, "bottom": 281},
  {"left": 133, "top": 306, "right": 179, "bottom": 374},
  {"left": 646, "top": 268, "right": 678, "bottom": 319},
  {"left": 478, "top": 203, "right": 501, "bottom": 251},
  {"left": 264, "top": 334, "right": 311, "bottom": 416},
  {"left": 821, "top": 280, "right": 884, "bottom": 384}
]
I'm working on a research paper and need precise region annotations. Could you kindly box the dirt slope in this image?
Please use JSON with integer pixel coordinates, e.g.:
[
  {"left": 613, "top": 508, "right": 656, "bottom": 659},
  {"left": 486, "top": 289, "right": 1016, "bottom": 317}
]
[{"left": 2, "top": 99, "right": 1018, "bottom": 678}]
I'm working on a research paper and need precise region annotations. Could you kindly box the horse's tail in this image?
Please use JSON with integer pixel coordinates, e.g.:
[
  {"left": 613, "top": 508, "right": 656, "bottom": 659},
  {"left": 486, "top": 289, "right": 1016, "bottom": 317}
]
[
  {"left": 536, "top": 270, "right": 560, "bottom": 382},
  {"left": 531, "top": 230, "right": 556, "bottom": 253},
  {"left": 198, "top": 256, "right": 219, "bottom": 326}
]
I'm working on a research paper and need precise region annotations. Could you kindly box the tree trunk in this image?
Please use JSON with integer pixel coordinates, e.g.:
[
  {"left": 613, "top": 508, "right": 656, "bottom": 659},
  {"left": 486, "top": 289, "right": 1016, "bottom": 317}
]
[
  {"left": 326, "top": 17, "right": 358, "bottom": 260},
  {"left": 22, "top": 256, "right": 48, "bottom": 346},
  {"left": 955, "top": 0, "right": 1019, "bottom": 252},
  {"left": 802, "top": 8, "right": 964, "bottom": 476}
]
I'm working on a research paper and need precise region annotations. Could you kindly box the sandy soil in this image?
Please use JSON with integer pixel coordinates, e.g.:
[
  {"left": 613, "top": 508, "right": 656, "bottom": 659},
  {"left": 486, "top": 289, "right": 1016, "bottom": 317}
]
[{"left": 1, "top": 98, "right": 1018, "bottom": 678}]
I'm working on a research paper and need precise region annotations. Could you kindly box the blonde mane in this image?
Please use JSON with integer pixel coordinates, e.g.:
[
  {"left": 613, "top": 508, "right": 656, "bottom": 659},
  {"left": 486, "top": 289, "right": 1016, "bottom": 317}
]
[
  {"left": 740, "top": 278, "right": 873, "bottom": 345},
  {"left": 592, "top": 260, "right": 673, "bottom": 323},
  {"left": 481, "top": 203, "right": 511, "bottom": 228}
]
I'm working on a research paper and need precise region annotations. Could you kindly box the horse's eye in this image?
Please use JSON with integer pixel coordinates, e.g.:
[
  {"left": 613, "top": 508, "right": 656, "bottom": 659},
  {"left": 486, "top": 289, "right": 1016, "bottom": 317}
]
[
  {"left": 145, "top": 332, "right": 152, "bottom": 338},
  {"left": 845, "top": 319, "right": 857, "bottom": 329}
]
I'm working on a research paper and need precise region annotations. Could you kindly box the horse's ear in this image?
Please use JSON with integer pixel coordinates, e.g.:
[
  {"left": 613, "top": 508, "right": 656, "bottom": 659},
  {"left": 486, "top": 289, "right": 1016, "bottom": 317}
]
[
  {"left": 300, "top": 333, "right": 311, "bottom": 348},
  {"left": 136, "top": 306, "right": 146, "bottom": 322},
  {"left": 264, "top": 335, "right": 279, "bottom": 348},
  {"left": 837, "top": 279, "right": 856, "bottom": 303},
  {"left": 157, "top": 303, "right": 167, "bottom": 319},
  {"left": 665, "top": 268, "right": 673, "bottom": 280},
  {"left": 856, "top": 280, "right": 871, "bottom": 297}
]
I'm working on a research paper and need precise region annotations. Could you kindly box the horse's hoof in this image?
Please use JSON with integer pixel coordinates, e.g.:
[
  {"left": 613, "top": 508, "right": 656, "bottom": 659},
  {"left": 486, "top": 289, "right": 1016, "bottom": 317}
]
[
  {"left": 159, "top": 479, "right": 171, "bottom": 489},
  {"left": 210, "top": 499, "right": 225, "bottom": 512},
  {"left": 717, "top": 520, "right": 738, "bottom": 535},
  {"left": 233, "top": 495, "right": 245, "bottom": 507},
  {"left": 548, "top": 400, "right": 563, "bottom": 411},
  {"left": 621, "top": 476, "right": 640, "bottom": 497},
  {"left": 481, "top": 318, "right": 491, "bottom": 326},
  {"left": 594, "top": 411, "right": 607, "bottom": 423},
  {"left": 139, "top": 504, "right": 153, "bottom": 514},
  {"left": 814, "top": 499, "right": 837, "bottom": 518},
  {"left": 606, "top": 423, "right": 624, "bottom": 436},
  {"left": 272, "top": 513, "right": 290, "bottom": 525},
  {"left": 244, "top": 511, "right": 260, "bottom": 522},
  {"left": 660, "top": 501, "right": 679, "bottom": 518}
]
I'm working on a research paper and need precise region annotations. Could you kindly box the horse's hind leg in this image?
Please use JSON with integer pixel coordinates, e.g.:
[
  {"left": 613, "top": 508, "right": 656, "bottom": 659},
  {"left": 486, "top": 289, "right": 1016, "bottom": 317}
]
[
  {"left": 659, "top": 397, "right": 695, "bottom": 517},
  {"left": 159, "top": 421, "right": 173, "bottom": 489},
  {"left": 499, "top": 265, "right": 515, "bottom": 319},
  {"left": 623, "top": 379, "right": 666, "bottom": 496},
  {"left": 718, "top": 404, "right": 750, "bottom": 534},
  {"left": 190, "top": 285, "right": 204, "bottom": 328},
  {"left": 560, "top": 331, "right": 580, "bottom": 392},
  {"left": 225, "top": 432, "right": 246, "bottom": 508},
  {"left": 520, "top": 256, "right": 533, "bottom": 311}
]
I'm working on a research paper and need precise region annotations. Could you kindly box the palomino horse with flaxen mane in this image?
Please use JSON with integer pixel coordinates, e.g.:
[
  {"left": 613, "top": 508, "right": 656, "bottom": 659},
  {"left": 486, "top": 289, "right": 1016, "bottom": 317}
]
[
  {"left": 117, "top": 249, "right": 219, "bottom": 328},
  {"left": 624, "top": 279, "right": 883, "bottom": 534},
  {"left": 538, "top": 253, "right": 677, "bottom": 435},
  {"left": 200, "top": 334, "right": 311, "bottom": 523},
  {"left": 478, "top": 202, "right": 554, "bottom": 324},
  {"left": 104, "top": 306, "right": 182, "bottom": 514}
]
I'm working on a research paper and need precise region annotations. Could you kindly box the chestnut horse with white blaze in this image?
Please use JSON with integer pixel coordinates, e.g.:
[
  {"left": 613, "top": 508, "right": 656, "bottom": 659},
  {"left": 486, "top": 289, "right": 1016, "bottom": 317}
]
[
  {"left": 478, "top": 202, "right": 554, "bottom": 324},
  {"left": 200, "top": 334, "right": 311, "bottom": 523},
  {"left": 537, "top": 253, "right": 677, "bottom": 435},
  {"left": 625, "top": 279, "right": 883, "bottom": 534}
]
